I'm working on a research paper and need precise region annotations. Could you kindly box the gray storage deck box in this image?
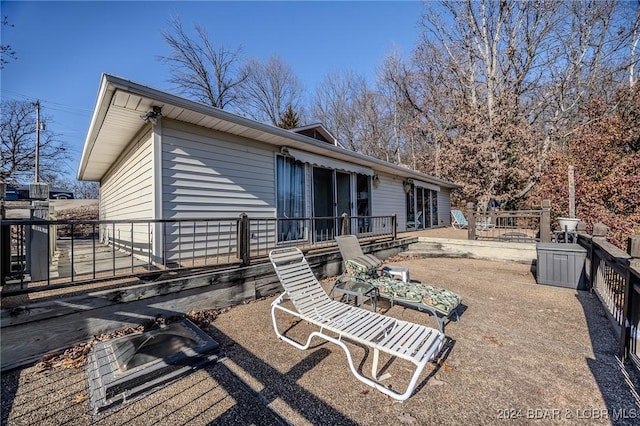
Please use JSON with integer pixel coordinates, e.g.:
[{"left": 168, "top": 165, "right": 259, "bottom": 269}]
[{"left": 536, "top": 243, "right": 587, "bottom": 290}]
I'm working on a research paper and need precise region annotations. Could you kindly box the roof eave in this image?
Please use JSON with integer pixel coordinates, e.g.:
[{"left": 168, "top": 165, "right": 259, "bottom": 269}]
[
  {"left": 77, "top": 74, "right": 116, "bottom": 181},
  {"left": 77, "top": 74, "right": 461, "bottom": 190}
]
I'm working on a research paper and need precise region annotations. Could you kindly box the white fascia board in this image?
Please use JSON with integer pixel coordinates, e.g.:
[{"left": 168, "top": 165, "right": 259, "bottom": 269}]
[
  {"left": 77, "top": 74, "right": 116, "bottom": 181},
  {"left": 77, "top": 74, "right": 462, "bottom": 190}
]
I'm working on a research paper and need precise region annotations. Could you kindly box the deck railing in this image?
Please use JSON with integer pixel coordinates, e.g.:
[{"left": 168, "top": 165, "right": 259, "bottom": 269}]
[
  {"left": 466, "top": 200, "right": 550, "bottom": 243},
  {"left": 238, "top": 214, "right": 396, "bottom": 262},
  {"left": 580, "top": 225, "right": 640, "bottom": 373},
  {"left": 0, "top": 214, "right": 396, "bottom": 294}
]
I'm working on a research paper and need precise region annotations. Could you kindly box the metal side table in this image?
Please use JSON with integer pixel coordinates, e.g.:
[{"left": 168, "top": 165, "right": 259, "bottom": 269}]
[{"left": 330, "top": 276, "right": 378, "bottom": 311}]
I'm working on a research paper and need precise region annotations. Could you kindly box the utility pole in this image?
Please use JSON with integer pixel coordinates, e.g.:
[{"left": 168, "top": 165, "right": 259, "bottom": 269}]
[
  {"left": 34, "top": 100, "right": 41, "bottom": 183},
  {"left": 29, "top": 100, "right": 50, "bottom": 281}
]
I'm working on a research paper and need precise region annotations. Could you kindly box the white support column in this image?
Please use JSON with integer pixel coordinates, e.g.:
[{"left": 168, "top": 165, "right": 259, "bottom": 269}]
[{"left": 151, "top": 121, "right": 164, "bottom": 265}]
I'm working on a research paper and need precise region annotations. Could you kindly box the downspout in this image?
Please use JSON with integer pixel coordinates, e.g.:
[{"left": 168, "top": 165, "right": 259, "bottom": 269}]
[{"left": 152, "top": 120, "right": 163, "bottom": 265}]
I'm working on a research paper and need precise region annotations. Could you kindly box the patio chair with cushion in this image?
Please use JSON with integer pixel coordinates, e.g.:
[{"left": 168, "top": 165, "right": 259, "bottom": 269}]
[
  {"left": 334, "top": 235, "right": 462, "bottom": 333},
  {"left": 269, "top": 247, "right": 445, "bottom": 401},
  {"left": 334, "top": 234, "right": 386, "bottom": 275}
]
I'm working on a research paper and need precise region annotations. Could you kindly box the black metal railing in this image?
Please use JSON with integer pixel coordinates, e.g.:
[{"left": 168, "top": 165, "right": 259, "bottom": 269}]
[
  {"left": 581, "top": 228, "right": 640, "bottom": 373},
  {"left": 0, "top": 214, "right": 396, "bottom": 293},
  {"left": 468, "top": 209, "right": 544, "bottom": 243},
  {"left": 239, "top": 214, "right": 396, "bottom": 261}
]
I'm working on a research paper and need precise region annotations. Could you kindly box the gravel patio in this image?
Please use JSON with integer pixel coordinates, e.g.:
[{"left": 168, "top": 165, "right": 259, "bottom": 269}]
[{"left": 2, "top": 255, "right": 640, "bottom": 425}]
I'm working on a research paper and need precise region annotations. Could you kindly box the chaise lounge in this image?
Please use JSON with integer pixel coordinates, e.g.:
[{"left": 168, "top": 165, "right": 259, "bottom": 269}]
[
  {"left": 450, "top": 209, "right": 469, "bottom": 230},
  {"left": 335, "top": 235, "right": 462, "bottom": 333},
  {"left": 269, "top": 247, "right": 446, "bottom": 401}
]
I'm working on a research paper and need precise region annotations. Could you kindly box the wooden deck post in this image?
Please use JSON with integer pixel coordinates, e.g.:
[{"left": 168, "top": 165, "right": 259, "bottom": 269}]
[
  {"left": 541, "top": 199, "right": 551, "bottom": 243},
  {"left": 238, "top": 213, "right": 250, "bottom": 266},
  {"left": 391, "top": 213, "right": 397, "bottom": 240},
  {"left": 620, "top": 236, "right": 640, "bottom": 361},
  {"left": 466, "top": 202, "right": 476, "bottom": 241}
]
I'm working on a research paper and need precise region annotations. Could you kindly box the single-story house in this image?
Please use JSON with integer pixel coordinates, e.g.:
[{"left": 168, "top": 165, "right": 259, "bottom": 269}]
[{"left": 77, "top": 74, "right": 460, "bottom": 263}]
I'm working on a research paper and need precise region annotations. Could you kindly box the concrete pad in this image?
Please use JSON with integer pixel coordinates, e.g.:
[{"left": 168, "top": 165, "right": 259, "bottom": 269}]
[{"left": 409, "top": 236, "right": 537, "bottom": 263}]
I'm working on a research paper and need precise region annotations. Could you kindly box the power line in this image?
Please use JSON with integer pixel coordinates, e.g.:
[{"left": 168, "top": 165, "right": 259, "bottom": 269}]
[{"left": 1, "top": 89, "right": 92, "bottom": 115}]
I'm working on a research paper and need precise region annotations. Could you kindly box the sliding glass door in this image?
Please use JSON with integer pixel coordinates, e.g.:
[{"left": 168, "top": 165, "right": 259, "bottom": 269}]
[
  {"left": 276, "top": 156, "right": 305, "bottom": 242},
  {"left": 336, "top": 172, "right": 351, "bottom": 235},
  {"left": 406, "top": 184, "right": 438, "bottom": 229},
  {"left": 312, "top": 168, "right": 365, "bottom": 241},
  {"left": 313, "top": 168, "right": 335, "bottom": 241},
  {"left": 356, "top": 174, "right": 371, "bottom": 233},
  {"left": 278, "top": 157, "right": 372, "bottom": 242}
]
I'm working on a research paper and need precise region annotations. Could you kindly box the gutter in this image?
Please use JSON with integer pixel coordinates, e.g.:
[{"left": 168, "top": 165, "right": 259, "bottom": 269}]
[{"left": 78, "top": 73, "right": 461, "bottom": 190}]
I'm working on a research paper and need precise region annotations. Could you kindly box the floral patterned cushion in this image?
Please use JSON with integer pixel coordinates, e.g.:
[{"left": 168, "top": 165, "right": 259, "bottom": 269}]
[
  {"left": 343, "top": 255, "right": 461, "bottom": 315},
  {"left": 345, "top": 256, "right": 380, "bottom": 278},
  {"left": 370, "top": 278, "right": 460, "bottom": 315}
]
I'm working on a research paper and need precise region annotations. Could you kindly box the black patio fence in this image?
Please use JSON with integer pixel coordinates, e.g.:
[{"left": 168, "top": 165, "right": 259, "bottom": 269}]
[
  {"left": 578, "top": 225, "right": 640, "bottom": 373},
  {"left": 0, "top": 214, "right": 396, "bottom": 294},
  {"left": 466, "top": 200, "right": 551, "bottom": 243}
]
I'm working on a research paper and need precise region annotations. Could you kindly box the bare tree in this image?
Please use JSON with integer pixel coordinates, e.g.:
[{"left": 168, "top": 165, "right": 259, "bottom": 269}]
[
  {"left": 630, "top": 5, "right": 640, "bottom": 87},
  {"left": 385, "top": 0, "right": 638, "bottom": 207},
  {"left": 70, "top": 181, "right": 100, "bottom": 199},
  {"left": 1, "top": 16, "right": 17, "bottom": 69},
  {"left": 311, "top": 70, "right": 367, "bottom": 150},
  {"left": 376, "top": 50, "right": 406, "bottom": 164},
  {"left": 311, "top": 66, "right": 408, "bottom": 163},
  {"left": 377, "top": 49, "right": 438, "bottom": 169},
  {"left": 352, "top": 89, "right": 396, "bottom": 161},
  {"left": 1, "top": 100, "right": 67, "bottom": 185},
  {"left": 237, "top": 55, "right": 305, "bottom": 126},
  {"left": 159, "top": 17, "right": 248, "bottom": 109}
]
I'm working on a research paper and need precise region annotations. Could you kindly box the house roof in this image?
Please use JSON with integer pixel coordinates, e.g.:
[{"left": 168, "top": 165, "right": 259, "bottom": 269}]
[
  {"left": 289, "top": 123, "right": 338, "bottom": 145},
  {"left": 78, "top": 74, "right": 461, "bottom": 189}
]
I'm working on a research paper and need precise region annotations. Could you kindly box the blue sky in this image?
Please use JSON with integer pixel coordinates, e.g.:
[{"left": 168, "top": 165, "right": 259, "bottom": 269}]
[{"left": 1, "top": 1, "right": 425, "bottom": 182}]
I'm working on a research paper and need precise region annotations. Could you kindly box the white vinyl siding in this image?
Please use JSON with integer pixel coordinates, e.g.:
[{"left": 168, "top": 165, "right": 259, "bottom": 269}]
[
  {"left": 160, "top": 120, "right": 276, "bottom": 260},
  {"left": 99, "top": 128, "right": 154, "bottom": 252},
  {"left": 371, "top": 174, "right": 453, "bottom": 230},
  {"left": 438, "top": 189, "right": 452, "bottom": 226},
  {"left": 161, "top": 120, "right": 275, "bottom": 218},
  {"left": 371, "top": 173, "right": 407, "bottom": 229},
  {"left": 100, "top": 129, "right": 154, "bottom": 220}
]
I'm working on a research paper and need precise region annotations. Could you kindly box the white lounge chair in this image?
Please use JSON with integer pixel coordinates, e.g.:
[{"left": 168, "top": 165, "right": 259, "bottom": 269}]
[
  {"left": 451, "top": 209, "right": 494, "bottom": 230},
  {"left": 450, "top": 209, "right": 468, "bottom": 230},
  {"left": 269, "top": 247, "right": 446, "bottom": 401}
]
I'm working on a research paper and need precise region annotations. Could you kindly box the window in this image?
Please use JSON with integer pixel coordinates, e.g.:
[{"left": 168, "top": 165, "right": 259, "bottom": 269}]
[{"left": 276, "top": 155, "right": 305, "bottom": 242}]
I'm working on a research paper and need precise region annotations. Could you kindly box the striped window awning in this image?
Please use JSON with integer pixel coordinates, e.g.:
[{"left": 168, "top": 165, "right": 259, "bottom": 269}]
[
  {"left": 413, "top": 180, "right": 440, "bottom": 192},
  {"left": 287, "top": 148, "right": 374, "bottom": 176}
]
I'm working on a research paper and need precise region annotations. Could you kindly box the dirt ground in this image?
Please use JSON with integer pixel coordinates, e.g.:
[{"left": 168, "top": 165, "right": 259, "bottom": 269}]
[{"left": 2, "top": 256, "right": 639, "bottom": 425}]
